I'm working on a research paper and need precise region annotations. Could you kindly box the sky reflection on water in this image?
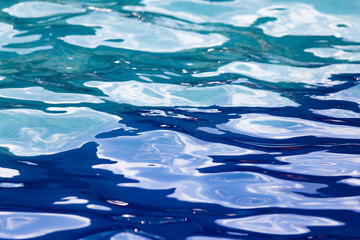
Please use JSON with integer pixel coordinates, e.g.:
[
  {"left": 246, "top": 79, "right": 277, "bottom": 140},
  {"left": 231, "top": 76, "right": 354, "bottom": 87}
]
[{"left": 0, "top": 0, "right": 359, "bottom": 239}]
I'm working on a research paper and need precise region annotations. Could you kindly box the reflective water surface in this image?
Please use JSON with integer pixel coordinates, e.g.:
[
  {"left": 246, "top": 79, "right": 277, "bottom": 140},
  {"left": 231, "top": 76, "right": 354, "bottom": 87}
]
[{"left": 0, "top": 0, "right": 360, "bottom": 239}]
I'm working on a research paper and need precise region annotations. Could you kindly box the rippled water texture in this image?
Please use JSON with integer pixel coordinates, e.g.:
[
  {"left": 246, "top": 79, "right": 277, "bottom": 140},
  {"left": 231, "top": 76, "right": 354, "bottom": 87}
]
[{"left": 0, "top": 0, "right": 360, "bottom": 239}]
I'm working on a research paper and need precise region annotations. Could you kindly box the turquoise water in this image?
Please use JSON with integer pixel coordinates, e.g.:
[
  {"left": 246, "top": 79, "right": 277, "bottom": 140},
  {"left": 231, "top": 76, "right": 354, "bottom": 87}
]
[{"left": 0, "top": 0, "right": 360, "bottom": 239}]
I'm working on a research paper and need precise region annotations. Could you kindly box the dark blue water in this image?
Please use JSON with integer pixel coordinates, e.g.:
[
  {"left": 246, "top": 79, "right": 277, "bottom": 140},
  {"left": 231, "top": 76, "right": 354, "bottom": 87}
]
[{"left": 0, "top": 0, "right": 360, "bottom": 239}]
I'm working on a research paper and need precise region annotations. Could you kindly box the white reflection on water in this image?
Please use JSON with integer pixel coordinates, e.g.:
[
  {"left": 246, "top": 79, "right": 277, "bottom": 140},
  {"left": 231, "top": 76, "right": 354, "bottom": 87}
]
[
  {"left": 187, "top": 237, "right": 240, "bottom": 240},
  {"left": 53, "top": 196, "right": 89, "bottom": 205},
  {"left": 244, "top": 151, "right": 360, "bottom": 177},
  {"left": 0, "top": 211, "right": 90, "bottom": 239},
  {"left": 111, "top": 232, "right": 151, "bottom": 240},
  {"left": 216, "top": 214, "right": 343, "bottom": 235},
  {"left": 94, "top": 130, "right": 360, "bottom": 211},
  {"left": 125, "top": 1, "right": 360, "bottom": 42},
  {"left": 94, "top": 130, "right": 259, "bottom": 182},
  {"left": 306, "top": 47, "right": 360, "bottom": 61},
  {"left": 0, "top": 107, "right": 121, "bottom": 156},
  {"left": 218, "top": 113, "right": 360, "bottom": 139},
  {"left": 85, "top": 81, "right": 298, "bottom": 107},
  {"left": 0, "top": 22, "right": 51, "bottom": 55},
  {"left": 124, "top": 0, "right": 262, "bottom": 27},
  {"left": 0, "top": 183, "right": 24, "bottom": 188},
  {"left": 86, "top": 204, "right": 111, "bottom": 211},
  {"left": 194, "top": 62, "right": 359, "bottom": 87},
  {"left": 310, "top": 108, "right": 360, "bottom": 118},
  {"left": 338, "top": 178, "right": 360, "bottom": 187},
  {"left": 312, "top": 84, "right": 360, "bottom": 105},
  {"left": 258, "top": 3, "right": 360, "bottom": 42},
  {"left": 3, "top": 1, "right": 85, "bottom": 18},
  {"left": 0, "top": 87, "right": 103, "bottom": 104},
  {"left": 0, "top": 167, "right": 19, "bottom": 178},
  {"left": 63, "top": 11, "right": 227, "bottom": 52}
]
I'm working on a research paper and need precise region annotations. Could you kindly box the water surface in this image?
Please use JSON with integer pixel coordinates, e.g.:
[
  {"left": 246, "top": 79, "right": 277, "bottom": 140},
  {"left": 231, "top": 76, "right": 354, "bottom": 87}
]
[{"left": 0, "top": 0, "right": 360, "bottom": 239}]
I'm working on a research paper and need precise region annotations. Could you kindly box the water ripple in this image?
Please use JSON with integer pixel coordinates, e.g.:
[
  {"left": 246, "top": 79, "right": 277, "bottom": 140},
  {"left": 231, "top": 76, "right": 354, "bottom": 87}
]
[
  {"left": 218, "top": 113, "right": 360, "bottom": 139},
  {"left": 63, "top": 11, "right": 227, "bottom": 52},
  {"left": 258, "top": 3, "right": 360, "bottom": 42},
  {"left": 216, "top": 214, "right": 343, "bottom": 235},
  {"left": 85, "top": 80, "right": 298, "bottom": 107},
  {"left": 0, "top": 211, "right": 90, "bottom": 239},
  {"left": 0, "top": 0, "right": 359, "bottom": 239},
  {"left": 0, "top": 107, "right": 121, "bottom": 156},
  {"left": 256, "top": 151, "right": 360, "bottom": 177},
  {"left": 0, "top": 87, "right": 103, "bottom": 104},
  {"left": 312, "top": 83, "right": 360, "bottom": 104},
  {"left": 0, "top": 22, "right": 49, "bottom": 55},
  {"left": 194, "top": 62, "right": 360, "bottom": 87},
  {"left": 3, "top": 1, "right": 85, "bottom": 18}
]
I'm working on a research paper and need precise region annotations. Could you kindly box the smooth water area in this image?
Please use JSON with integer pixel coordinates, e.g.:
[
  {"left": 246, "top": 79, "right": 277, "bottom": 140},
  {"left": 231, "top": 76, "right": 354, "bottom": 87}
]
[{"left": 0, "top": 0, "right": 360, "bottom": 239}]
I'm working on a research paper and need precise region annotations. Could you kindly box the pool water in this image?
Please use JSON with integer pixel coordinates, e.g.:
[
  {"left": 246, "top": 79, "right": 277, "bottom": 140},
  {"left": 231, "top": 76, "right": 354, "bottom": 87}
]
[{"left": 0, "top": 0, "right": 360, "bottom": 239}]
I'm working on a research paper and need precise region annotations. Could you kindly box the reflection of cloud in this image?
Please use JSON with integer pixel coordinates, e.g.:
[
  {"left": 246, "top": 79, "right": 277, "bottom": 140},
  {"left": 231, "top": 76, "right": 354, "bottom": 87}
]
[
  {"left": 53, "top": 196, "right": 89, "bottom": 205},
  {"left": 111, "top": 231, "right": 152, "bottom": 240},
  {"left": 94, "top": 130, "right": 257, "bottom": 183},
  {"left": 63, "top": 11, "right": 227, "bottom": 52},
  {"left": 0, "top": 22, "right": 52, "bottom": 55},
  {"left": 312, "top": 84, "right": 360, "bottom": 104},
  {"left": 306, "top": 47, "right": 360, "bottom": 61},
  {"left": 338, "top": 178, "right": 360, "bottom": 186},
  {"left": 187, "top": 236, "right": 241, "bottom": 240},
  {"left": 243, "top": 151, "right": 360, "bottom": 177},
  {"left": 94, "top": 130, "right": 360, "bottom": 212},
  {"left": 258, "top": 3, "right": 360, "bottom": 42},
  {"left": 216, "top": 214, "right": 343, "bottom": 235},
  {"left": 0, "top": 211, "right": 90, "bottom": 239},
  {"left": 218, "top": 113, "right": 360, "bottom": 139},
  {"left": 0, "top": 183, "right": 24, "bottom": 188},
  {"left": 0, "top": 107, "right": 121, "bottom": 156},
  {"left": 93, "top": 130, "right": 259, "bottom": 187},
  {"left": 124, "top": 0, "right": 263, "bottom": 27},
  {"left": 126, "top": 1, "right": 360, "bottom": 42},
  {"left": 86, "top": 204, "right": 111, "bottom": 211},
  {"left": 194, "top": 62, "right": 359, "bottom": 87},
  {"left": 310, "top": 108, "right": 360, "bottom": 119},
  {"left": 0, "top": 167, "right": 19, "bottom": 178},
  {"left": 3, "top": 1, "right": 85, "bottom": 18},
  {"left": 0, "top": 87, "right": 103, "bottom": 104},
  {"left": 85, "top": 81, "right": 298, "bottom": 107}
]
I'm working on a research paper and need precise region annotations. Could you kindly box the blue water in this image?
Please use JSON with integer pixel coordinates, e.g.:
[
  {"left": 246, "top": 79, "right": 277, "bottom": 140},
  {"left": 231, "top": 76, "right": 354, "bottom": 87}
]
[{"left": 0, "top": 0, "right": 360, "bottom": 239}]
